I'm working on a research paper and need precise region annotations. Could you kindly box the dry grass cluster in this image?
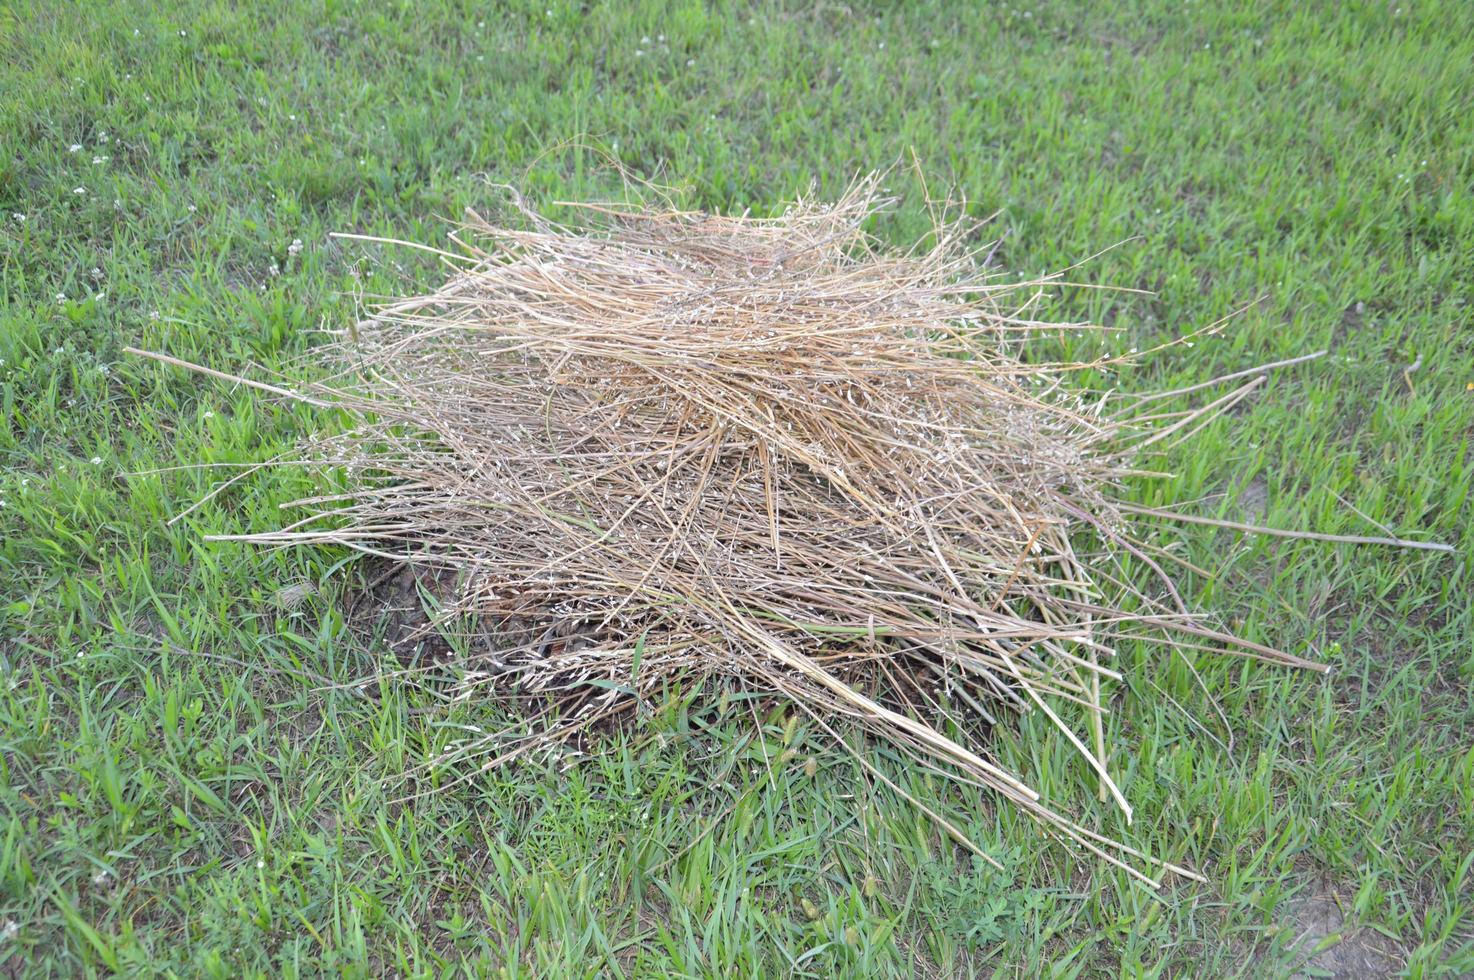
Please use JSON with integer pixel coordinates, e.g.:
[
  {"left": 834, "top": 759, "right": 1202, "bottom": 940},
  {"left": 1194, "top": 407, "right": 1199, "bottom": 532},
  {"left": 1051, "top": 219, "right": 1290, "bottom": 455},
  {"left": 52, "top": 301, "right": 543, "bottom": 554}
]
[{"left": 137, "top": 176, "right": 1335, "bottom": 884}]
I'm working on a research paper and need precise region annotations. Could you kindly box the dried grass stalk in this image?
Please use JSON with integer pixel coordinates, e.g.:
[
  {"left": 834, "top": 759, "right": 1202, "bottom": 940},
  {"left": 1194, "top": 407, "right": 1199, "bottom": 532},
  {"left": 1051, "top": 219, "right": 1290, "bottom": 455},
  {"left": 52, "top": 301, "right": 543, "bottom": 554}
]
[{"left": 132, "top": 176, "right": 1334, "bottom": 885}]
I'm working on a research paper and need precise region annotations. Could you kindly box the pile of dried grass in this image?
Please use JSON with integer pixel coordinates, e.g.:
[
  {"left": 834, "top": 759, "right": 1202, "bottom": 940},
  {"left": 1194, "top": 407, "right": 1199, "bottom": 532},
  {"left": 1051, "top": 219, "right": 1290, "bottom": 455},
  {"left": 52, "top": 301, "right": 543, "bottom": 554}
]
[{"left": 134, "top": 176, "right": 1342, "bottom": 884}]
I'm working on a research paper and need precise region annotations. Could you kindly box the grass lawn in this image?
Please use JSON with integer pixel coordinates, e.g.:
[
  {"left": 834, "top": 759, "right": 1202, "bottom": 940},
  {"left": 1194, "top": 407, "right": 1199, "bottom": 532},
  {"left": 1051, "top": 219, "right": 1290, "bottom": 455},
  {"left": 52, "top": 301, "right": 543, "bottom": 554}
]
[{"left": 2, "top": 0, "right": 1472, "bottom": 975}]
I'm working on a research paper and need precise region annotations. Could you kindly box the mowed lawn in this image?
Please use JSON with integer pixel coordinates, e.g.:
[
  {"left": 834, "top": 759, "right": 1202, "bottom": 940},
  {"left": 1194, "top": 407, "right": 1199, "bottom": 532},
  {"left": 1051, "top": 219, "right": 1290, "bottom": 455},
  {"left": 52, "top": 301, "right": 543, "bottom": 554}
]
[{"left": 2, "top": 1, "right": 1472, "bottom": 975}]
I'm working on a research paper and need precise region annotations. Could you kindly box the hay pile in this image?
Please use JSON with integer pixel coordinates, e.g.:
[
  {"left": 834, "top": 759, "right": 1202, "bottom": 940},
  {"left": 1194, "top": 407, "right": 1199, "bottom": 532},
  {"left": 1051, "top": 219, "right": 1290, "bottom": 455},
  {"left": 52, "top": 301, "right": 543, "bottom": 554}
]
[{"left": 137, "top": 177, "right": 1332, "bottom": 884}]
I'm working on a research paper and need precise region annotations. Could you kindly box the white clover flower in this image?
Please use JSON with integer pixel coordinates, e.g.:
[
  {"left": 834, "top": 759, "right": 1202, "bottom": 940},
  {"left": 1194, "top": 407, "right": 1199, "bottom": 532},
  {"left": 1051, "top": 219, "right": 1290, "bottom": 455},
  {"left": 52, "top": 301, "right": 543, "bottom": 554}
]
[
  {"left": 91, "top": 456, "right": 102, "bottom": 465},
  {"left": 73, "top": 186, "right": 86, "bottom": 194},
  {"left": 11, "top": 213, "right": 23, "bottom": 221},
  {"left": 288, "top": 238, "right": 303, "bottom": 255},
  {"left": 56, "top": 293, "right": 66, "bottom": 302},
  {"left": 69, "top": 144, "right": 83, "bottom": 152},
  {"left": 203, "top": 410, "right": 214, "bottom": 419},
  {"left": 686, "top": 58, "right": 695, "bottom": 67},
  {"left": 187, "top": 204, "right": 197, "bottom": 212},
  {"left": 92, "top": 155, "right": 107, "bottom": 164},
  {"left": 149, "top": 310, "right": 160, "bottom": 320}
]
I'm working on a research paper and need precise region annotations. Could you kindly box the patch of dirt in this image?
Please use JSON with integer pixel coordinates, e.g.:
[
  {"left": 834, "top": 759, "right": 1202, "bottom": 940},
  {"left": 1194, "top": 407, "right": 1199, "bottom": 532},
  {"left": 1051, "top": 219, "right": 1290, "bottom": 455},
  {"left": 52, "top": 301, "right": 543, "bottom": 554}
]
[
  {"left": 344, "top": 560, "right": 590, "bottom": 675},
  {"left": 1285, "top": 878, "right": 1403, "bottom": 979},
  {"left": 345, "top": 561, "right": 457, "bottom": 665}
]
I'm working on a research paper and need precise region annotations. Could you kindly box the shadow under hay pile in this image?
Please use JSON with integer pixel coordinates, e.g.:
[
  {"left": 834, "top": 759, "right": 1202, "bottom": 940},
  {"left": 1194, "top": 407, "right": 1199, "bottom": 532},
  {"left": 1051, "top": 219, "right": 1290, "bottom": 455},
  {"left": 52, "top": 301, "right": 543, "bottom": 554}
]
[{"left": 139, "top": 176, "right": 1336, "bottom": 885}]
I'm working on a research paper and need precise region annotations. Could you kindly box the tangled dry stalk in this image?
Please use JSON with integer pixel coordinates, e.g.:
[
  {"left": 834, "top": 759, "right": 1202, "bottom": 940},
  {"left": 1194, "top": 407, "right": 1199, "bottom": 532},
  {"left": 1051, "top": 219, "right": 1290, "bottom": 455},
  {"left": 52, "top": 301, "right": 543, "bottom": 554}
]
[{"left": 132, "top": 175, "right": 1380, "bottom": 886}]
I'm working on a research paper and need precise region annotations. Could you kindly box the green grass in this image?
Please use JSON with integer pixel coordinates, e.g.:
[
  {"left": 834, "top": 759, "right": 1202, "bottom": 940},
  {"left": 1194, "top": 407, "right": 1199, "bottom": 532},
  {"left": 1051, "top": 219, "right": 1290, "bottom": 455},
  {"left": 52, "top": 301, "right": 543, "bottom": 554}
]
[{"left": 2, "top": 0, "right": 1472, "bottom": 975}]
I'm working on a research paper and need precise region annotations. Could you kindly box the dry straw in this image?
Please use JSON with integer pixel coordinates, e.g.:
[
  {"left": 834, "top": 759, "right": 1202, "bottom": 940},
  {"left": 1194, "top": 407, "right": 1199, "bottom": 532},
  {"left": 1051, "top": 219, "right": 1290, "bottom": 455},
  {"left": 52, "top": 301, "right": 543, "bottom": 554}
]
[{"left": 131, "top": 174, "right": 1440, "bottom": 885}]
